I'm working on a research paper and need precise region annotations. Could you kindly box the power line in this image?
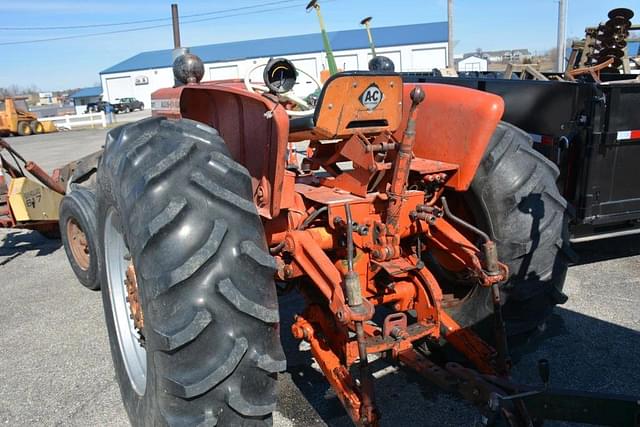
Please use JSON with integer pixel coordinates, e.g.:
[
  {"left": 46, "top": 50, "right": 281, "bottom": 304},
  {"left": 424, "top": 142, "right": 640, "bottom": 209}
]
[
  {"left": 0, "top": 0, "right": 300, "bottom": 31},
  {"left": 0, "top": 0, "right": 321, "bottom": 46}
]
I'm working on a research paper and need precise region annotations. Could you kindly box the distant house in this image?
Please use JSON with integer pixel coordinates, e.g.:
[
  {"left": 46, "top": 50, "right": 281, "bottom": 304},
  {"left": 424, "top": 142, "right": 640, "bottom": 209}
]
[
  {"left": 470, "top": 49, "right": 532, "bottom": 63},
  {"left": 38, "top": 92, "right": 55, "bottom": 105},
  {"left": 457, "top": 55, "right": 488, "bottom": 72},
  {"left": 69, "top": 86, "right": 102, "bottom": 114},
  {"left": 511, "top": 49, "right": 532, "bottom": 62}
]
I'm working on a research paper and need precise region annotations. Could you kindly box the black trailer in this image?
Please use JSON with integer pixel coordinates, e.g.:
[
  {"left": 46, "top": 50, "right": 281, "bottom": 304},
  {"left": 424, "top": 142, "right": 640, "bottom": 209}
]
[{"left": 403, "top": 72, "right": 640, "bottom": 242}]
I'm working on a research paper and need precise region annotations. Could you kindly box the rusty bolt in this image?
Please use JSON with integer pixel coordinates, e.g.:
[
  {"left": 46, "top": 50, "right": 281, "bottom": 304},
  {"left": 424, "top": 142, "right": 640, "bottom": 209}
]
[
  {"left": 291, "top": 324, "right": 303, "bottom": 339},
  {"left": 283, "top": 265, "right": 294, "bottom": 279}
]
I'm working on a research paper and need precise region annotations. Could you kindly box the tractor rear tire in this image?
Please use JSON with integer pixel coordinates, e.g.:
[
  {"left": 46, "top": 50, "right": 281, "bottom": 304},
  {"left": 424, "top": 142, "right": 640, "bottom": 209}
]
[
  {"left": 97, "top": 117, "right": 284, "bottom": 426},
  {"left": 442, "top": 122, "right": 571, "bottom": 336},
  {"left": 59, "top": 187, "right": 99, "bottom": 290},
  {"left": 17, "top": 121, "right": 32, "bottom": 136}
]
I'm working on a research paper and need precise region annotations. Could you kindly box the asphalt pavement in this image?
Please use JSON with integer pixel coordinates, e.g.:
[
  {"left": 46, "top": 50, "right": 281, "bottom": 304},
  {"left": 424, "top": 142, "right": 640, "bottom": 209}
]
[{"left": 1, "top": 124, "right": 639, "bottom": 426}]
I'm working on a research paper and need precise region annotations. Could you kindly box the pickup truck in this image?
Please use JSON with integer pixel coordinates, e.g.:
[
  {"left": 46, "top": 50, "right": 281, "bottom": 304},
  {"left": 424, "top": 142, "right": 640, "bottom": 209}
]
[
  {"left": 113, "top": 97, "right": 144, "bottom": 113},
  {"left": 85, "top": 101, "right": 114, "bottom": 113}
]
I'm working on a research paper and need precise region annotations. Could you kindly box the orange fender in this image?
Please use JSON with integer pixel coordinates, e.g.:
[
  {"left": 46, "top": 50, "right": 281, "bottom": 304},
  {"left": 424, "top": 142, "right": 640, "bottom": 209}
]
[{"left": 398, "top": 83, "right": 504, "bottom": 191}]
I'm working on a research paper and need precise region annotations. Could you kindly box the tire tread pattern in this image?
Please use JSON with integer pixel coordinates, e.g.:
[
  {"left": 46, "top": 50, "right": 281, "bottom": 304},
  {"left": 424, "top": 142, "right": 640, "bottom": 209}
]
[
  {"left": 98, "top": 116, "right": 283, "bottom": 426},
  {"left": 470, "top": 122, "right": 572, "bottom": 335}
]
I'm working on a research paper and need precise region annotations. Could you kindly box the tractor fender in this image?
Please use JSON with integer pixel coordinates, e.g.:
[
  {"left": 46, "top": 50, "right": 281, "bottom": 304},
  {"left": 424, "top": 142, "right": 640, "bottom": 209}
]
[
  {"left": 398, "top": 83, "right": 505, "bottom": 191},
  {"left": 152, "top": 83, "right": 291, "bottom": 219}
]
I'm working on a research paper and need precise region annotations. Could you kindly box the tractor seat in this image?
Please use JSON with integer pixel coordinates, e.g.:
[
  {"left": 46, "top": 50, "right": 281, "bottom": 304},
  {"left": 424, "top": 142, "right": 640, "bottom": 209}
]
[
  {"left": 286, "top": 71, "right": 403, "bottom": 138},
  {"left": 289, "top": 115, "right": 315, "bottom": 132}
]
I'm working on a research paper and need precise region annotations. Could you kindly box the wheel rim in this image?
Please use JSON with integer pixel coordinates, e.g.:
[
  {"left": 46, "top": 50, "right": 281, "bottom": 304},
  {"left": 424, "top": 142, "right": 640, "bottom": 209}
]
[
  {"left": 66, "top": 217, "right": 90, "bottom": 270},
  {"left": 104, "top": 209, "right": 147, "bottom": 395}
]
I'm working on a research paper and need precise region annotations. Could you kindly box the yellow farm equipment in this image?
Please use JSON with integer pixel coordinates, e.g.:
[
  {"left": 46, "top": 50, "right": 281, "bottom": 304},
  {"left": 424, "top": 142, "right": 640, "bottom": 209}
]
[{"left": 0, "top": 97, "right": 56, "bottom": 136}]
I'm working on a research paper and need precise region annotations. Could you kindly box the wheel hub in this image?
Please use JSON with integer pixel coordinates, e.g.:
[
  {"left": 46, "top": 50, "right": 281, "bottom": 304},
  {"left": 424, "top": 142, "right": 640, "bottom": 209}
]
[
  {"left": 66, "top": 218, "right": 90, "bottom": 270},
  {"left": 124, "top": 264, "right": 144, "bottom": 334}
]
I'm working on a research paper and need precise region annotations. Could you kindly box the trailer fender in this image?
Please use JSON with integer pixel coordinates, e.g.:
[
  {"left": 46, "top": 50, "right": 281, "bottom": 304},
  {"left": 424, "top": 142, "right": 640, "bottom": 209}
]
[
  {"left": 55, "top": 150, "right": 103, "bottom": 193},
  {"left": 399, "top": 83, "right": 504, "bottom": 191}
]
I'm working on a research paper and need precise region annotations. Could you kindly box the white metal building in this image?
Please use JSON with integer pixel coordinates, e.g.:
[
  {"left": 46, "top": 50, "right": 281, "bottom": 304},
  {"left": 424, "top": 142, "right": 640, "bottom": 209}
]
[
  {"left": 457, "top": 56, "right": 488, "bottom": 72},
  {"left": 100, "top": 22, "right": 448, "bottom": 106}
]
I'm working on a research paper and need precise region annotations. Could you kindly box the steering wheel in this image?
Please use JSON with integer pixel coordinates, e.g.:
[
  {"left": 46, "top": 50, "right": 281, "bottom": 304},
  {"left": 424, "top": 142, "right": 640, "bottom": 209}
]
[{"left": 244, "top": 62, "right": 322, "bottom": 117}]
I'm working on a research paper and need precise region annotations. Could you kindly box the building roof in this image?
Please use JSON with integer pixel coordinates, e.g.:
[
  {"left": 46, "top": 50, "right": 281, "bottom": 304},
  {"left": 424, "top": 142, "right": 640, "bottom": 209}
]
[
  {"left": 101, "top": 21, "right": 448, "bottom": 75},
  {"left": 458, "top": 55, "right": 486, "bottom": 62},
  {"left": 70, "top": 86, "right": 102, "bottom": 99}
]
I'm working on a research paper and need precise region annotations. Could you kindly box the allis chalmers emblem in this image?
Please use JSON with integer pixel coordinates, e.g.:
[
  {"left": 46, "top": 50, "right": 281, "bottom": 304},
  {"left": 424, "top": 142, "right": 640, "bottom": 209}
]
[{"left": 360, "top": 83, "right": 383, "bottom": 110}]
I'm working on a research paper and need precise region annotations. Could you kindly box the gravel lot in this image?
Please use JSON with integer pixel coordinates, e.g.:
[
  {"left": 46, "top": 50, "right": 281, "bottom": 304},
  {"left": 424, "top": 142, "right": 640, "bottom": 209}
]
[{"left": 1, "top": 125, "right": 639, "bottom": 426}]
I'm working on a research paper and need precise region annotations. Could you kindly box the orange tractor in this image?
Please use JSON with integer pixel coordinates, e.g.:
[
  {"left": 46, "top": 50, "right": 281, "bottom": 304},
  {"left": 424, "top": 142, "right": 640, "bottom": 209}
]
[{"left": 60, "top": 55, "right": 639, "bottom": 427}]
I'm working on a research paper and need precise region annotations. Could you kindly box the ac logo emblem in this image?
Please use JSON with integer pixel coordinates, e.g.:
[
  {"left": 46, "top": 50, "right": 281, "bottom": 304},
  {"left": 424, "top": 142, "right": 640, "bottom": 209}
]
[{"left": 359, "top": 84, "right": 383, "bottom": 110}]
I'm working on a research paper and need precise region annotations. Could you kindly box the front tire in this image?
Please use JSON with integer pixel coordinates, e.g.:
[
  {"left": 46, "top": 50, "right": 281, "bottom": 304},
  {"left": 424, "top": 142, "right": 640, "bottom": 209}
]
[
  {"left": 440, "top": 122, "right": 571, "bottom": 336},
  {"left": 97, "top": 117, "right": 284, "bottom": 426},
  {"left": 59, "top": 187, "right": 99, "bottom": 290}
]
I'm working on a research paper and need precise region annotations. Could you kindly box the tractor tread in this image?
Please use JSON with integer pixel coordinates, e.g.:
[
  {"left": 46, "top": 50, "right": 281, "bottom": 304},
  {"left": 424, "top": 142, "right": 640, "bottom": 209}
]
[
  {"left": 145, "top": 219, "right": 228, "bottom": 293},
  {"left": 154, "top": 308, "right": 213, "bottom": 352},
  {"left": 253, "top": 352, "right": 287, "bottom": 374},
  {"left": 226, "top": 388, "right": 276, "bottom": 417},
  {"left": 163, "top": 337, "right": 248, "bottom": 398},
  {"left": 445, "top": 121, "right": 571, "bottom": 336},
  {"left": 217, "top": 278, "right": 279, "bottom": 323},
  {"left": 208, "top": 151, "right": 251, "bottom": 180},
  {"left": 143, "top": 141, "right": 196, "bottom": 187},
  {"left": 240, "top": 241, "right": 278, "bottom": 271},
  {"left": 191, "top": 172, "right": 257, "bottom": 215},
  {"left": 143, "top": 198, "right": 188, "bottom": 250},
  {"left": 97, "top": 116, "right": 281, "bottom": 426}
]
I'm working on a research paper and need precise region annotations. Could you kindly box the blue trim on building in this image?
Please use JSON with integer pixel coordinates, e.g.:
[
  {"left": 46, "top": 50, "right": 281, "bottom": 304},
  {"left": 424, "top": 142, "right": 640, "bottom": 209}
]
[
  {"left": 70, "top": 86, "right": 103, "bottom": 99},
  {"left": 101, "top": 22, "right": 448, "bottom": 75}
]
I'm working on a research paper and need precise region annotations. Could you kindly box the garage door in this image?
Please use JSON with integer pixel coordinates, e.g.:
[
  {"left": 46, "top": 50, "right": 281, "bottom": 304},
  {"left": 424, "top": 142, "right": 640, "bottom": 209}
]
[
  {"left": 411, "top": 48, "right": 447, "bottom": 71},
  {"left": 334, "top": 54, "right": 359, "bottom": 72},
  {"left": 105, "top": 76, "right": 134, "bottom": 103},
  {"left": 209, "top": 65, "right": 239, "bottom": 81}
]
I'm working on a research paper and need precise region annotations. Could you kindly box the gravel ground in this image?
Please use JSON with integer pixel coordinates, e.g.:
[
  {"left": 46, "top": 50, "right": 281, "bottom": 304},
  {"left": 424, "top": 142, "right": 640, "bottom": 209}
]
[{"left": 1, "top": 127, "right": 639, "bottom": 426}]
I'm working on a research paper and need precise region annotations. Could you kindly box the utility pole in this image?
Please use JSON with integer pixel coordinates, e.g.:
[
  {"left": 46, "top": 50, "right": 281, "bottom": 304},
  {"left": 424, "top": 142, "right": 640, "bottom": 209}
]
[
  {"left": 447, "top": 0, "right": 454, "bottom": 68},
  {"left": 556, "top": 0, "right": 568, "bottom": 72}
]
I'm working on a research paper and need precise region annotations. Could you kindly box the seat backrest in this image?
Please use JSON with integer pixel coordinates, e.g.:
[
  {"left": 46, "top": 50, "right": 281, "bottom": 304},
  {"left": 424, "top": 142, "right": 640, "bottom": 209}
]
[{"left": 312, "top": 72, "right": 404, "bottom": 139}]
